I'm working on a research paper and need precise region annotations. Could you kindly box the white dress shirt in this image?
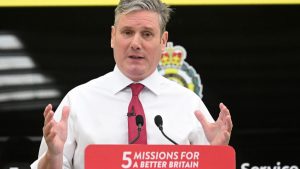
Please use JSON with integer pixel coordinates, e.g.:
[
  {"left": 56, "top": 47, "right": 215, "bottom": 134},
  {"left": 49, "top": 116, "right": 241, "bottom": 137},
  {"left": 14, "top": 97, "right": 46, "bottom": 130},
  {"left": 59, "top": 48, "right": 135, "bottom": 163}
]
[{"left": 31, "top": 66, "right": 214, "bottom": 169}]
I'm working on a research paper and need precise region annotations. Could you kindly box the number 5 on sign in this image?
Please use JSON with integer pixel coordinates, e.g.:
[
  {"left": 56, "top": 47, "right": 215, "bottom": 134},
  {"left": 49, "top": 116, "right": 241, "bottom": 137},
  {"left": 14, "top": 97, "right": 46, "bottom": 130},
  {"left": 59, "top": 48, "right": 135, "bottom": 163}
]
[{"left": 122, "top": 151, "right": 132, "bottom": 168}]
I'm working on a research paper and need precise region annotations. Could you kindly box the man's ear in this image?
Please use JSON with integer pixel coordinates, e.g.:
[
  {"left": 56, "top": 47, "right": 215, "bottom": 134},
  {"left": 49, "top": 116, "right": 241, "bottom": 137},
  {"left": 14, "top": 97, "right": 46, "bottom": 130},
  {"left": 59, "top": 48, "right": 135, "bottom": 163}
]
[
  {"left": 161, "top": 31, "right": 168, "bottom": 51},
  {"left": 111, "top": 26, "right": 115, "bottom": 48}
]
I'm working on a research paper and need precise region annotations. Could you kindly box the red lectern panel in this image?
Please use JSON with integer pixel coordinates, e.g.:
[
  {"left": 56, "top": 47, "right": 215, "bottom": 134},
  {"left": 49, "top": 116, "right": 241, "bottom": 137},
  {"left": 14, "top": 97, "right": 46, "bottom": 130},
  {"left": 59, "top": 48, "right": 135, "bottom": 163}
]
[{"left": 85, "top": 145, "right": 235, "bottom": 169}]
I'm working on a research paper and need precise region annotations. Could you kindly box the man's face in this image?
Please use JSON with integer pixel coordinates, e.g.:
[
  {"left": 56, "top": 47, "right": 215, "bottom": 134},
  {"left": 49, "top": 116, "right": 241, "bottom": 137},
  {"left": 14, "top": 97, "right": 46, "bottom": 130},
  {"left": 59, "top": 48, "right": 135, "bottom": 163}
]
[{"left": 111, "top": 10, "right": 168, "bottom": 81}]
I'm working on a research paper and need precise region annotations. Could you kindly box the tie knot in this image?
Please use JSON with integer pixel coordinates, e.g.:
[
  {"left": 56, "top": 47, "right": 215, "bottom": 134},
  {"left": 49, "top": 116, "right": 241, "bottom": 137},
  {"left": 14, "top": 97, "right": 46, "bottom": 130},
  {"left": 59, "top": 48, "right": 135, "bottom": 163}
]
[{"left": 130, "top": 83, "right": 144, "bottom": 96}]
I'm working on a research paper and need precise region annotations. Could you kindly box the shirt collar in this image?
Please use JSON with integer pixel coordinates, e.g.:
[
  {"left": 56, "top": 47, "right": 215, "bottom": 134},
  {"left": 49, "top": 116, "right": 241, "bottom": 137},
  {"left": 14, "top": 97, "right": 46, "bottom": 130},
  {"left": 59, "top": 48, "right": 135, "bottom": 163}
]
[{"left": 111, "top": 65, "right": 162, "bottom": 95}]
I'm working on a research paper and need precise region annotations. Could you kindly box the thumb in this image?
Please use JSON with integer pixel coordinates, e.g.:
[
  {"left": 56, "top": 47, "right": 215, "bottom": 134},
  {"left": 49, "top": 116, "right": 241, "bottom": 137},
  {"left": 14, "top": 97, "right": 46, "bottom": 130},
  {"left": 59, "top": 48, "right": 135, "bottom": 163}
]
[
  {"left": 61, "top": 106, "right": 70, "bottom": 123},
  {"left": 194, "top": 111, "right": 208, "bottom": 129}
]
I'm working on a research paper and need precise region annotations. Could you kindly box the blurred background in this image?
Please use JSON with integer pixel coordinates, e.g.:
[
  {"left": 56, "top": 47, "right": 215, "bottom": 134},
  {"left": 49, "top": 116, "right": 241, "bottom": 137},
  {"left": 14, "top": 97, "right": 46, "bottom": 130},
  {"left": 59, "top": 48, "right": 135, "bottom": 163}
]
[{"left": 0, "top": 0, "right": 300, "bottom": 168}]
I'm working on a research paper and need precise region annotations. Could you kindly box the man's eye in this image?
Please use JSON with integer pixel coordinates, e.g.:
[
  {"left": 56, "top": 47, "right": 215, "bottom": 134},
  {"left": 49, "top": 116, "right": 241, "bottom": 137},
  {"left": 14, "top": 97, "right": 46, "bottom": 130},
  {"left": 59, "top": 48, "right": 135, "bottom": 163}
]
[
  {"left": 123, "top": 31, "right": 133, "bottom": 36},
  {"left": 143, "top": 32, "right": 153, "bottom": 38}
]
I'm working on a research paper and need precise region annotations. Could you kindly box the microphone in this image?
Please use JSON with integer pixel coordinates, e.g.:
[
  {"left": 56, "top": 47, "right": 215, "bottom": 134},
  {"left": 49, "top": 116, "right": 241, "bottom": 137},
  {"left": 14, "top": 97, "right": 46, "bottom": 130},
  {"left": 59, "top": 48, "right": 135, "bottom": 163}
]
[
  {"left": 154, "top": 115, "right": 178, "bottom": 145},
  {"left": 129, "top": 115, "right": 144, "bottom": 144}
]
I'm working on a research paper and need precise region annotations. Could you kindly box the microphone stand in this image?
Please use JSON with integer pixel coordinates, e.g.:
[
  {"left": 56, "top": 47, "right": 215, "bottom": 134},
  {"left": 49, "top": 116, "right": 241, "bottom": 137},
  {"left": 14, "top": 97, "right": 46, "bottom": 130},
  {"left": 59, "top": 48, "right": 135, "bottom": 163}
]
[{"left": 158, "top": 125, "right": 178, "bottom": 145}]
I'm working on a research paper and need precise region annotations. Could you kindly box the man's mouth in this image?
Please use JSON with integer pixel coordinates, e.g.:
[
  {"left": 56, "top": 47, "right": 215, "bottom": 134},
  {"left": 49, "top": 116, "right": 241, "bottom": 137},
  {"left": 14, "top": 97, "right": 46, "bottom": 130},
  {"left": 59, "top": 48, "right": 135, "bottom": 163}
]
[{"left": 129, "top": 55, "right": 143, "bottom": 59}]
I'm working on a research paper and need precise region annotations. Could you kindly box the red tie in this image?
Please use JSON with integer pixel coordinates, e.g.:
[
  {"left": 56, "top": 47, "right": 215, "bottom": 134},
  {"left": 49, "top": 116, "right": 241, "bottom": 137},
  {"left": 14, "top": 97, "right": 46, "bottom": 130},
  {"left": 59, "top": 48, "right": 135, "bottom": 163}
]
[{"left": 128, "top": 83, "right": 147, "bottom": 144}]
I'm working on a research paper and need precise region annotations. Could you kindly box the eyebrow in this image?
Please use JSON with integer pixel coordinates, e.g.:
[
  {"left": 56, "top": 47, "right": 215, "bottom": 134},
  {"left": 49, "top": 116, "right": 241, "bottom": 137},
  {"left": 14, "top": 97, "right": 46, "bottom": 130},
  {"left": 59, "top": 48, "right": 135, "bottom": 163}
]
[{"left": 119, "top": 26, "right": 155, "bottom": 32}]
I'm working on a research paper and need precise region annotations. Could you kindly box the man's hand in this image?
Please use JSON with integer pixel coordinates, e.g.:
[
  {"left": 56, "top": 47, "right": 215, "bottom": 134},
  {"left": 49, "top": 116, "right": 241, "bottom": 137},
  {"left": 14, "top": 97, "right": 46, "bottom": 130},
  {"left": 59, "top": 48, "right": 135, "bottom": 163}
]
[
  {"left": 43, "top": 104, "right": 70, "bottom": 156},
  {"left": 195, "top": 103, "right": 233, "bottom": 145}
]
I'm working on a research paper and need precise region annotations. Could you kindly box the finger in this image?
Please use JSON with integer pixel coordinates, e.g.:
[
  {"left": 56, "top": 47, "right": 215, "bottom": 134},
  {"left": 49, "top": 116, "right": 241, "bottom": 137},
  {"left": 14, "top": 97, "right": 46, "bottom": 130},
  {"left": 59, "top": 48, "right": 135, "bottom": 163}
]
[
  {"left": 43, "top": 120, "right": 54, "bottom": 137},
  {"left": 225, "top": 115, "right": 233, "bottom": 133},
  {"left": 215, "top": 130, "right": 231, "bottom": 145},
  {"left": 61, "top": 106, "right": 70, "bottom": 123},
  {"left": 219, "top": 103, "right": 230, "bottom": 122},
  {"left": 43, "top": 104, "right": 52, "bottom": 118},
  {"left": 44, "top": 110, "right": 54, "bottom": 126},
  {"left": 44, "top": 104, "right": 53, "bottom": 126},
  {"left": 223, "top": 131, "right": 231, "bottom": 145},
  {"left": 216, "top": 103, "right": 225, "bottom": 122},
  {"left": 45, "top": 130, "right": 56, "bottom": 144},
  {"left": 220, "top": 103, "right": 230, "bottom": 116},
  {"left": 194, "top": 111, "right": 209, "bottom": 129}
]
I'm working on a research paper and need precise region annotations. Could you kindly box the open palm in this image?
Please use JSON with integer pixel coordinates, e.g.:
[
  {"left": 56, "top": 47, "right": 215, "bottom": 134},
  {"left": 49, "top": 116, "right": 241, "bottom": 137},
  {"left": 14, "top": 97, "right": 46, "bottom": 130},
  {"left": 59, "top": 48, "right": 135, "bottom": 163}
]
[
  {"left": 195, "top": 103, "right": 233, "bottom": 145},
  {"left": 43, "top": 104, "right": 70, "bottom": 156}
]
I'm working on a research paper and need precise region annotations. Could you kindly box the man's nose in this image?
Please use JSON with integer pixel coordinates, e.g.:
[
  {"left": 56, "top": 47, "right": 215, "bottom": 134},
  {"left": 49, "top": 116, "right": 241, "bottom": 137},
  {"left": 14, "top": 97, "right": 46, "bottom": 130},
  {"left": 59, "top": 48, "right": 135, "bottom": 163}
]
[{"left": 130, "top": 34, "right": 142, "bottom": 50}]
